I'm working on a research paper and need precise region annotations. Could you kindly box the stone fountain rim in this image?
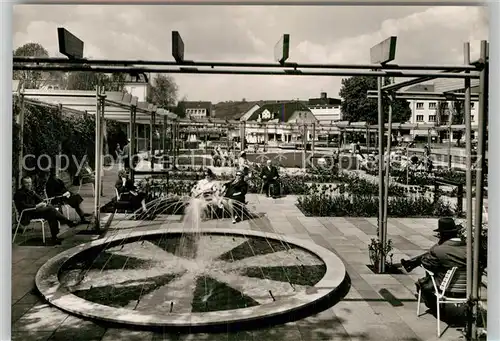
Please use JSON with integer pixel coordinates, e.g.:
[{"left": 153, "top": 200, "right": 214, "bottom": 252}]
[{"left": 35, "top": 227, "right": 346, "bottom": 328}]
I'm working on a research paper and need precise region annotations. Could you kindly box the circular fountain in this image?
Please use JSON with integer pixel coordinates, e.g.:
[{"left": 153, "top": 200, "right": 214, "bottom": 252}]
[{"left": 36, "top": 196, "right": 347, "bottom": 330}]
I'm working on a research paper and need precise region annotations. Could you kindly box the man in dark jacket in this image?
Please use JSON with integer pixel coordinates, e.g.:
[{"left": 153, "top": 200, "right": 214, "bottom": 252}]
[
  {"left": 260, "top": 160, "right": 279, "bottom": 198},
  {"left": 223, "top": 171, "right": 248, "bottom": 224},
  {"left": 45, "top": 168, "right": 90, "bottom": 224},
  {"left": 14, "top": 176, "right": 78, "bottom": 245},
  {"left": 400, "top": 217, "right": 466, "bottom": 312},
  {"left": 115, "top": 170, "right": 147, "bottom": 213}
]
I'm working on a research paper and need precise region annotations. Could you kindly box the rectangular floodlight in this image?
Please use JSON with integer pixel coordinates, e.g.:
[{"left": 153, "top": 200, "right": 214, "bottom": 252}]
[
  {"left": 274, "top": 34, "right": 290, "bottom": 65},
  {"left": 172, "top": 31, "right": 185, "bottom": 63},
  {"left": 58, "top": 28, "right": 84, "bottom": 59},
  {"left": 370, "top": 36, "right": 397, "bottom": 64}
]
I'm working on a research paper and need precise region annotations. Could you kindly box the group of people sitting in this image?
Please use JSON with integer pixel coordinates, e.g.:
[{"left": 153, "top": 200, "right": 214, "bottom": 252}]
[
  {"left": 191, "top": 168, "right": 248, "bottom": 223},
  {"left": 14, "top": 168, "right": 91, "bottom": 245}
]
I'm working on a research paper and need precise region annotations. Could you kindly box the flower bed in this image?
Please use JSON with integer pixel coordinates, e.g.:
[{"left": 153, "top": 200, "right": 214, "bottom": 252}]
[
  {"left": 297, "top": 193, "right": 455, "bottom": 217},
  {"left": 139, "top": 169, "right": 409, "bottom": 197},
  {"left": 365, "top": 167, "right": 488, "bottom": 189}
]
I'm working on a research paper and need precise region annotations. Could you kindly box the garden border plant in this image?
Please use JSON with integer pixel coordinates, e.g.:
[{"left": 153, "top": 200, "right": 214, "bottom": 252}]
[{"left": 13, "top": 101, "right": 127, "bottom": 195}]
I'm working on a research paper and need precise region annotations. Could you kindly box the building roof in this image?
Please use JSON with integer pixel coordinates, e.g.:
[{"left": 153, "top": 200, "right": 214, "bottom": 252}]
[
  {"left": 405, "top": 84, "right": 435, "bottom": 92},
  {"left": 307, "top": 97, "right": 341, "bottom": 106},
  {"left": 180, "top": 101, "right": 212, "bottom": 111},
  {"left": 123, "top": 73, "right": 149, "bottom": 84},
  {"left": 402, "top": 79, "right": 480, "bottom": 94},
  {"left": 246, "top": 101, "right": 313, "bottom": 123},
  {"left": 212, "top": 101, "right": 261, "bottom": 119}
]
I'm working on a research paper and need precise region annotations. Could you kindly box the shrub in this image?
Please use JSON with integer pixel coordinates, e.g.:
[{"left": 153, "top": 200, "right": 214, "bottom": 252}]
[
  {"left": 13, "top": 102, "right": 100, "bottom": 193},
  {"left": 296, "top": 193, "right": 455, "bottom": 217}
]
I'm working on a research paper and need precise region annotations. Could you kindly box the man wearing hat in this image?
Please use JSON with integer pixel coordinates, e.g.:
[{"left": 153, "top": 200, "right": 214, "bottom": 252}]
[{"left": 400, "top": 217, "right": 466, "bottom": 312}]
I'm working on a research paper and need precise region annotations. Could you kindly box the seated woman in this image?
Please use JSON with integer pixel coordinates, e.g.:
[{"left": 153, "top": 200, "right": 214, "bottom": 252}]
[
  {"left": 191, "top": 168, "right": 220, "bottom": 200},
  {"left": 222, "top": 170, "right": 248, "bottom": 224},
  {"left": 115, "top": 170, "right": 147, "bottom": 213},
  {"left": 190, "top": 168, "right": 223, "bottom": 218}
]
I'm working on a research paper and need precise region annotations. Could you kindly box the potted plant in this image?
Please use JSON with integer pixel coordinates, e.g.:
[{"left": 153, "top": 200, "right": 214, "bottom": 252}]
[{"left": 368, "top": 230, "right": 397, "bottom": 274}]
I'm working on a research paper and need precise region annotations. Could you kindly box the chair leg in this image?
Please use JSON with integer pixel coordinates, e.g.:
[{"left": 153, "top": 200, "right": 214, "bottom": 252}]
[
  {"left": 416, "top": 289, "right": 422, "bottom": 316},
  {"left": 41, "top": 221, "right": 46, "bottom": 244},
  {"left": 436, "top": 300, "right": 441, "bottom": 337},
  {"left": 12, "top": 221, "right": 22, "bottom": 243}
]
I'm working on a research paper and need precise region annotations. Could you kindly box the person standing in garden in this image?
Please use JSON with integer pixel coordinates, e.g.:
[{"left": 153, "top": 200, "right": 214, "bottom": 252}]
[
  {"left": 260, "top": 159, "right": 279, "bottom": 198},
  {"left": 121, "top": 139, "right": 131, "bottom": 170},
  {"left": 115, "top": 143, "right": 123, "bottom": 168}
]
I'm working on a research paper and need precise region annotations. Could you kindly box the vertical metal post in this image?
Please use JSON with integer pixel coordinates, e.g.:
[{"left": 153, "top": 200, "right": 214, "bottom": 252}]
[
  {"left": 93, "top": 86, "right": 104, "bottom": 232},
  {"left": 463, "top": 42, "right": 474, "bottom": 339},
  {"left": 338, "top": 129, "right": 343, "bottom": 154},
  {"left": 366, "top": 126, "right": 370, "bottom": 151},
  {"left": 175, "top": 121, "right": 179, "bottom": 165},
  {"left": 377, "top": 76, "right": 385, "bottom": 274},
  {"left": 17, "top": 87, "right": 25, "bottom": 188},
  {"left": 302, "top": 123, "right": 307, "bottom": 169},
  {"left": 130, "top": 106, "right": 137, "bottom": 181},
  {"left": 143, "top": 123, "right": 148, "bottom": 154},
  {"left": 162, "top": 116, "right": 166, "bottom": 154},
  {"left": 99, "top": 98, "right": 105, "bottom": 197},
  {"left": 448, "top": 109, "right": 453, "bottom": 169},
  {"left": 471, "top": 40, "right": 488, "bottom": 341},
  {"left": 383, "top": 95, "right": 393, "bottom": 269},
  {"left": 150, "top": 112, "right": 156, "bottom": 170},
  {"left": 56, "top": 104, "right": 63, "bottom": 173},
  {"left": 264, "top": 123, "right": 268, "bottom": 152},
  {"left": 311, "top": 122, "right": 316, "bottom": 154},
  {"left": 240, "top": 121, "right": 246, "bottom": 151}
]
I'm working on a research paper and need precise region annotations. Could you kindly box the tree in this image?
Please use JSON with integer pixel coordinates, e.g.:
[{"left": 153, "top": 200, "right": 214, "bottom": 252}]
[
  {"left": 339, "top": 76, "right": 412, "bottom": 124},
  {"left": 172, "top": 96, "right": 187, "bottom": 118},
  {"left": 66, "top": 71, "right": 126, "bottom": 91},
  {"left": 147, "top": 74, "right": 178, "bottom": 109},
  {"left": 13, "top": 43, "right": 64, "bottom": 89}
]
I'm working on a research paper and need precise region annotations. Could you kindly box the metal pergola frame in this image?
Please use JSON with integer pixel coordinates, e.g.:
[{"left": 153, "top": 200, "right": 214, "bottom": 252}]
[
  {"left": 12, "top": 85, "right": 179, "bottom": 234},
  {"left": 365, "top": 41, "right": 489, "bottom": 340},
  {"left": 13, "top": 35, "right": 488, "bottom": 340}
]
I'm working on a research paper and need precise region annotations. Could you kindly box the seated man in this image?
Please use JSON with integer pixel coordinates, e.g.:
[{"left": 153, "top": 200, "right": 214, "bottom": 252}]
[
  {"left": 400, "top": 217, "right": 466, "bottom": 313},
  {"left": 14, "top": 176, "right": 78, "bottom": 245},
  {"left": 222, "top": 170, "right": 248, "bottom": 224},
  {"left": 260, "top": 160, "right": 279, "bottom": 198},
  {"left": 115, "top": 170, "right": 147, "bottom": 213},
  {"left": 45, "top": 168, "right": 90, "bottom": 224}
]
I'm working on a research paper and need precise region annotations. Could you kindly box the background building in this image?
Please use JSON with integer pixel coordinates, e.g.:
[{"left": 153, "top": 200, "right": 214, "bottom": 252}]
[
  {"left": 307, "top": 92, "right": 343, "bottom": 123},
  {"left": 403, "top": 81, "right": 479, "bottom": 142},
  {"left": 123, "top": 74, "right": 149, "bottom": 102},
  {"left": 180, "top": 101, "right": 213, "bottom": 119}
]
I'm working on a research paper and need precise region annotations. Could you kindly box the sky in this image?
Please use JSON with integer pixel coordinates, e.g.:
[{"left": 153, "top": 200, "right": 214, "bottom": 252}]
[{"left": 13, "top": 5, "right": 488, "bottom": 103}]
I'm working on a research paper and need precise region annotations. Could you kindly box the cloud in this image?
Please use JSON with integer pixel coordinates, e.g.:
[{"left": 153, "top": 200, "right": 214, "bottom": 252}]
[{"left": 13, "top": 5, "right": 488, "bottom": 103}]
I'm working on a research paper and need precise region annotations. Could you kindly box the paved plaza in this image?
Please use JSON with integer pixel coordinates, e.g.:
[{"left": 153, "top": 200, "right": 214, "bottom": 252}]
[{"left": 11, "top": 165, "right": 485, "bottom": 341}]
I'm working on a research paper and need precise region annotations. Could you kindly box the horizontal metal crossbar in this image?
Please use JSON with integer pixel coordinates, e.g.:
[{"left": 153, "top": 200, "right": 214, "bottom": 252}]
[
  {"left": 13, "top": 56, "right": 480, "bottom": 72},
  {"left": 12, "top": 64, "right": 480, "bottom": 79}
]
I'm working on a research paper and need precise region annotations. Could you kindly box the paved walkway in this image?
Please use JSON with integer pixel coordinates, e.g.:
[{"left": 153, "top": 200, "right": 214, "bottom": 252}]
[{"left": 12, "top": 181, "right": 485, "bottom": 340}]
